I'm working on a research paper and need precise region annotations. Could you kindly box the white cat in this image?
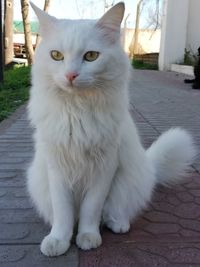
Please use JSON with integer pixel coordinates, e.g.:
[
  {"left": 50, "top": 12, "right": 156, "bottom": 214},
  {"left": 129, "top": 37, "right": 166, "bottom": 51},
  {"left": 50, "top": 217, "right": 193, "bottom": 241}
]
[{"left": 27, "top": 2, "right": 196, "bottom": 257}]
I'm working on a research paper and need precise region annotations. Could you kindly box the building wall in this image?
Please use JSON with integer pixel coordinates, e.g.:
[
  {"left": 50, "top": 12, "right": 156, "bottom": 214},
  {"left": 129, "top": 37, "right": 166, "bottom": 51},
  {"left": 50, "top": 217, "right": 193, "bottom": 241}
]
[
  {"left": 159, "top": 0, "right": 189, "bottom": 70},
  {"left": 14, "top": 30, "right": 161, "bottom": 57},
  {"left": 13, "top": 33, "right": 36, "bottom": 45},
  {"left": 122, "top": 28, "right": 161, "bottom": 55},
  {"left": 186, "top": 0, "right": 200, "bottom": 53},
  {"left": 159, "top": 0, "right": 200, "bottom": 71}
]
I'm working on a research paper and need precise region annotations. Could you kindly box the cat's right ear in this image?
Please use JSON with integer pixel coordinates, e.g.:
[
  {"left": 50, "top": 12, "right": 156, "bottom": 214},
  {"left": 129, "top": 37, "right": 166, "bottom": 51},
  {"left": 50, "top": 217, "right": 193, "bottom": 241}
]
[{"left": 30, "top": 2, "right": 57, "bottom": 38}]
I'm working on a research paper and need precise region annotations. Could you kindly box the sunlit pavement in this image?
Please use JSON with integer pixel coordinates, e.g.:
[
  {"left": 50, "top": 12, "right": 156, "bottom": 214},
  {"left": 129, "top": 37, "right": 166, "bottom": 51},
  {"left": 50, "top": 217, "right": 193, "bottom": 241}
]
[{"left": 0, "top": 70, "right": 200, "bottom": 267}]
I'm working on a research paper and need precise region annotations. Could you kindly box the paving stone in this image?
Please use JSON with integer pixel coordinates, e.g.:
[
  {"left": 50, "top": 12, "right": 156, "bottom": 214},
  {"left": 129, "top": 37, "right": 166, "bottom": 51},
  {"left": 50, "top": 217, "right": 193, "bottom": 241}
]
[
  {"left": 0, "top": 208, "right": 41, "bottom": 223},
  {"left": 1, "top": 70, "right": 200, "bottom": 266},
  {"left": 0, "top": 197, "right": 33, "bottom": 209},
  {"left": 0, "top": 176, "right": 26, "bottom": 188},
  {"left": 0, "top": 223, "right": 49, "bottom": 243},
  {"left": 80, "top": 70, "right": 200, "bottom": 265},
  {"left": 0, "top": 245, "right": 78, "bottom": 267},
  {"left": 80, "top": 242, "right": 200, "bottom": 267}
]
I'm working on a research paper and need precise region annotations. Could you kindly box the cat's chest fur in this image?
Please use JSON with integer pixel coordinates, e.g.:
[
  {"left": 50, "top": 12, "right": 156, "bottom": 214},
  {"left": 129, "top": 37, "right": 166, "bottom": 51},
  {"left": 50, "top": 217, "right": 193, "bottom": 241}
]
[
  {"left": 33, "top": 93, "right": 122, "bottom": 187},
  {"left": 42, "top": 103, "right": 119, "bottom": 147},
  {"left": 32, "top": 90, "right": 123, "bottom": 164}
]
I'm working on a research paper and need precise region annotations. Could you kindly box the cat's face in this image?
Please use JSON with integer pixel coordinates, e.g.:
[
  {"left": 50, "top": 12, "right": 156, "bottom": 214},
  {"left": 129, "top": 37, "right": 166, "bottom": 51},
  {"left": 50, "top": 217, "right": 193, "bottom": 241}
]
[{"left": 32, "top": 3, "right": 129, "bottom": 93}]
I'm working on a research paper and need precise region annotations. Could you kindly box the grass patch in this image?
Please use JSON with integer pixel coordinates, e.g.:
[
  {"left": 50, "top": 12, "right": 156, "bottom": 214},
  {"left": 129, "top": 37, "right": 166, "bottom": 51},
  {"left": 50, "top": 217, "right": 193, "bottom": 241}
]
[
  {"left": 0, "top": 66, "right": 31, "bottom": 122},
  {"left": 132, "top": 59, "right": 158, "bottom": 70}
]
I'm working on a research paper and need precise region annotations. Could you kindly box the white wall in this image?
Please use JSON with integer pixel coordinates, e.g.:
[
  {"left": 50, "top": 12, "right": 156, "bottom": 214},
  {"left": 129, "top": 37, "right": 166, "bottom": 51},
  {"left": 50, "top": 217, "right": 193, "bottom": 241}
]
[
  {"left": 186, "top": 0, "right": 200, "bottom": 53},
  {"left": 159, "top": 0, "right": 189, "bottom": 70},
  {"left": 122, "top": 29, "right": 161, "bottom": 54}
]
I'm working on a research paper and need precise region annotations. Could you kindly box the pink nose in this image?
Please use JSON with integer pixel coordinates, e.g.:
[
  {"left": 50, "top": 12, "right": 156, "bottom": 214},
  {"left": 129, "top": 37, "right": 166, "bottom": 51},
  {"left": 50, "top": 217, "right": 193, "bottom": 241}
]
[{"left": 66, "top": 72, "right": 79, "bottom": 82}]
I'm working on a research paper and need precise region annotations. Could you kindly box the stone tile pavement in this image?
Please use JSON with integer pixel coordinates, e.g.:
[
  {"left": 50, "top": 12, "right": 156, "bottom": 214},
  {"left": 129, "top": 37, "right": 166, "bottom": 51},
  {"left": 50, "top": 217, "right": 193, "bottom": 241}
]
[{"left": 0, "top": 70, "right": 200, "bottom": 266}]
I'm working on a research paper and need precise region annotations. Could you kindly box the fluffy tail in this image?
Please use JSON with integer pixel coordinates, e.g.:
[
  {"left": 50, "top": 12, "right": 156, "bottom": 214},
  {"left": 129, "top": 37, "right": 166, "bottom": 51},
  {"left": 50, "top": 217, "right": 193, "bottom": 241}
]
[{"left": 146, "top": 128, "right": 196, "bottom": 186}]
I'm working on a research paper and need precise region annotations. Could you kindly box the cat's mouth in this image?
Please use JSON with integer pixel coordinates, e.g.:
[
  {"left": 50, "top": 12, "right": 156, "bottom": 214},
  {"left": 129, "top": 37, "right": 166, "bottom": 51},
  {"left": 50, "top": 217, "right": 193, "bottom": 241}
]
[
  {"left": 54, "top": 76, "right": 96, "bottom": 93},
  {"left": 61, "top": 79, "right": 95, "bottom": 92},
  {"left": 55, "top": 79, "right": 79, "bottom": 92},
  {"left": 59, "top": 82, "right": 92, "bottom": 93}
]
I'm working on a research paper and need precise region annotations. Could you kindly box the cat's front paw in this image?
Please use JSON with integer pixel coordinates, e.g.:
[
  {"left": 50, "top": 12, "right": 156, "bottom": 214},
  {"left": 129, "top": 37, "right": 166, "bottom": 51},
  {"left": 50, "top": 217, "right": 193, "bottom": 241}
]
[
  {"left": 76, "top": 232, "right": 102, "bottom": 250},
  {"left": 40, "top": 234, "right": 70, "bottom": 257}
]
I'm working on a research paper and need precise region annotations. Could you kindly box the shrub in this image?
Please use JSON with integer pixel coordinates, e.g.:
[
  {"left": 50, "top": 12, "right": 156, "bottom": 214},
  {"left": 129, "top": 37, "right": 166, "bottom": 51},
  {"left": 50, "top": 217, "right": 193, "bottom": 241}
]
[{"left": 0, "top": 66, "right": 31, "bottom": 122}]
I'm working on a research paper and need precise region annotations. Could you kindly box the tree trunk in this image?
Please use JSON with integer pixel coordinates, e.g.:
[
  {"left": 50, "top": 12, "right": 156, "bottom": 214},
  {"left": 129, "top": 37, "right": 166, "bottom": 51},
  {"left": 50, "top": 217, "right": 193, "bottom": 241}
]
[
  {"left": 21, "top": 0, "right": 34, "bottom": 65},
  {"left": 43, "top": 0, "right": 51, "bottom": 12},
  {"left": 122, "top": 14, "right": 130, "bottom": 51},
  {"left": 35, "top": 0, "right": 51, "bottom": 48},
  {"left": 129, "top": 0, "right": 142, "bottom": 58},
  {"left": 4, "top": 0, "right": 13, "bottom": 65},
  {"left": 0, "top": 0, "right": 4, "bottom": 82}
]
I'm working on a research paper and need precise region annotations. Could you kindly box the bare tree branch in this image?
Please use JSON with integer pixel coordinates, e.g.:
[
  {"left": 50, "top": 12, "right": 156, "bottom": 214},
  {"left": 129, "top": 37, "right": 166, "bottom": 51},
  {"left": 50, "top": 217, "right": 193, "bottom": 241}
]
[{"left": 21, "top": 0, "right": 34, "bottom": 65}]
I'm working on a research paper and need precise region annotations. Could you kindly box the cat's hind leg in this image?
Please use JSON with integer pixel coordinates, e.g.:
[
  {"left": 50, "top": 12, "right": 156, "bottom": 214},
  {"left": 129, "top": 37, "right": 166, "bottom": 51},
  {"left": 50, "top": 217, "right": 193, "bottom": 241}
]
[
  {"left": 103, "top": 116, "right": 156, "bottom": 233},
  {"left": 103, "top": 163, "right": 155, "bottom": 234}
]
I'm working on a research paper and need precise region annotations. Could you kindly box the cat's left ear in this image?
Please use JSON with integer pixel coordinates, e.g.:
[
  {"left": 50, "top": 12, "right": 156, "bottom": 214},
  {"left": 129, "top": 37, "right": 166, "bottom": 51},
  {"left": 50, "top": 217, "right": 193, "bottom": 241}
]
[
  {"left": 30, "top": 2, "right": 58, "bottom": 38},
  {"left": 96, "top": 2, "right": 125, "bottom": 43}
]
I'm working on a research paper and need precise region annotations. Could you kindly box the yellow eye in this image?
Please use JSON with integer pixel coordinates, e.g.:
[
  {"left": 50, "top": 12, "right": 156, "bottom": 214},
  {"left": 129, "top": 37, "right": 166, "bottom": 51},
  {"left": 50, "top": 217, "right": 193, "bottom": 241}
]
[
  {"left": 83, "top": 51, "right": 99, "bottom": 62},
  {"left": 50, "top": 50, "right": 64, "bottom": 61}
]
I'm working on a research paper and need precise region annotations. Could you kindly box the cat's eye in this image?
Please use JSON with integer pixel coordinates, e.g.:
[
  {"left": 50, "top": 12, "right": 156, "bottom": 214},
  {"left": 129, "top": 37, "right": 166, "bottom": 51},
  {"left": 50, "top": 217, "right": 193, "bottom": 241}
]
[
  {"left": 50, "top": 50, "right": 64, "bottom": 61},
  {"left": 83, "top": 51, "right": 99, "bottom": 62}
]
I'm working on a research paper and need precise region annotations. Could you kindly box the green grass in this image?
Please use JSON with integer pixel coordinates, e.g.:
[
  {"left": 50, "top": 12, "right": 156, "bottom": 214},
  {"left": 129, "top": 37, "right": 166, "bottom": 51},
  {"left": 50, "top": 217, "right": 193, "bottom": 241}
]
[
  {"left": 132, "top": 59, "right": 158, "bottom": 70},
  {"left": 0, "top": 66, "right": 31, "bottom": 122}
]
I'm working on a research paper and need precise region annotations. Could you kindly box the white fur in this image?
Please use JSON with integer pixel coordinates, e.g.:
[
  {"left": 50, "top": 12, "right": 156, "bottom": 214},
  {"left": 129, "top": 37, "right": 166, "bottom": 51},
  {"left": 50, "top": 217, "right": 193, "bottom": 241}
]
[
  {"left": 146, "top": 128, "right": 196, "bottom": 185},
  {"left": 27, "top": 3, "right": 196, "bottom": 257}
]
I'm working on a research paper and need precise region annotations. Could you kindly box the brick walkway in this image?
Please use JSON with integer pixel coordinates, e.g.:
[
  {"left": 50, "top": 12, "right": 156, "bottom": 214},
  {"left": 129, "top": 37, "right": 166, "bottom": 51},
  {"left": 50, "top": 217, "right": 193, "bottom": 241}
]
[{"left": 0, "top": 70, "right": 200, "bottom": 266}]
